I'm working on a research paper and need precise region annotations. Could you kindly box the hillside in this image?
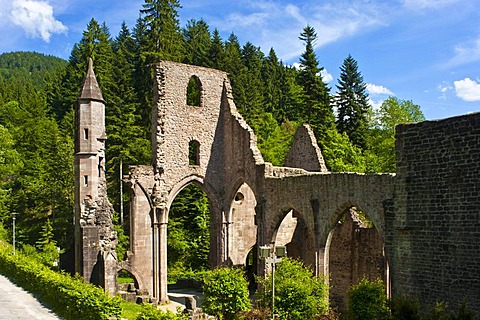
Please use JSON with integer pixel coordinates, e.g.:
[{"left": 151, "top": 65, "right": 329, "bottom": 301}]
[{"left": 0, "top": 51, "right": 67, "bottom": 89}]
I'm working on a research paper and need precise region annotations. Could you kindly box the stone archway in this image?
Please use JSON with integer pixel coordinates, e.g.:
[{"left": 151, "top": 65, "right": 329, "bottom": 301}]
[
  {"left": 271, "top": 209, "right": 316, "bottom": 268},
  {"left": 226, "top": 182, "right": 257, "bottom": 266},
  {"left": 325, "top": 206, "right": 388, "bottom": 313},
  {"left": 167, "top": 181, "right": 214, "bottom": 274}
]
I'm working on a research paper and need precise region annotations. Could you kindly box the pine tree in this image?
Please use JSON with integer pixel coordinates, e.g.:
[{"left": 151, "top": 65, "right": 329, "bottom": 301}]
[
  {"left": 297, "top": 25, "right": 334, "bottom": 142},
  {"left": 140, "top": 0, "right": 184, "bottom": 63},
  {"left": 336, "top": 55, "right": 370, "bottom": 149},
  {"left": 296, "top": 26, "right": 365, "bottom": 173},
  {"left": 235, "top": 42, "right": 264, "bottom": 124},
  {"left": 108, "top": 22, "right": 151, "bottom": 217},
  {"left": 183, "top": 19, "right": 211, "bottom": 67},
  {"left": 207, "top": 29, "right": 224, "bottom": 69},
  {"left": 261, "top": 48, "right": 284, "bottom": 122}
]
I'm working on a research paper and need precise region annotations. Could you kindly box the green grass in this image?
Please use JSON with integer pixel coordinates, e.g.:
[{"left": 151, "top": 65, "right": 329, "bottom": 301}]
[
  {"left": 120, "top": 300, "right": 144, "bottom": 320},
  {"left": 118, "top": 276, "right": 135, "bottom": 284}
]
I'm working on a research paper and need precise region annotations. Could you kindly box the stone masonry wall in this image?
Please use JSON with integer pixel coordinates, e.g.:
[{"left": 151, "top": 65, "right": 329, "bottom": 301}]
[
  {"left": 329, "top": 208, "right": 385, "bottom": 313},
  {"left": 393, "top": 113, "right": 480, "bottom": 310}
]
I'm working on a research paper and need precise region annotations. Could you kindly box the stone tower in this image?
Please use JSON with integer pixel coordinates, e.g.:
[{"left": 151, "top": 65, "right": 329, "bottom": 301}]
[{"left": 74, "top": 58, "right": 117, "bottom": 295}]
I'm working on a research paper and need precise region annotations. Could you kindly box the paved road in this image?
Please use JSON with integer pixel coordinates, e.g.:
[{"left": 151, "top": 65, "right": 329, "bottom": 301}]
[{"left": 0, "top": 274, "right": 60, "bottom": 320}]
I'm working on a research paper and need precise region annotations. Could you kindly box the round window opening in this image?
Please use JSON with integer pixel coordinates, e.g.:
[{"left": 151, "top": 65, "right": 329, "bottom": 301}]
[{"left": 234, "top": 192, "right": 245, "bottom": 204}]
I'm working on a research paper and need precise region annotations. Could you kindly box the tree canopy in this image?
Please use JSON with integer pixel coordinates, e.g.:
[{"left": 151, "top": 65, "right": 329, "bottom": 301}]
[{"left": 0, "top": 0, "right": 426, "bottom": 277}]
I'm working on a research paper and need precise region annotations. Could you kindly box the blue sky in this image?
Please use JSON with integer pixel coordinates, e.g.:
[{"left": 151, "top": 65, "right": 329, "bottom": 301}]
[{"left": 1, "top": 0, "right": 480, "bottom": 120}]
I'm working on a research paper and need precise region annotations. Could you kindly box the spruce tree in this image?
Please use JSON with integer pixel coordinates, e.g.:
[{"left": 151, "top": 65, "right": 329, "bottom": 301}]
[
  {"left": 140, "top": 0, "right": 184, "bottom": 63},
  {"left": 297, "top": 25, "right": 334, "bottom": 142},
  {"left": 297, "top": 26, "right": 365, "bottom": 172},
  {"left": 335, "top": 54, "right": 370, "bottom": 149},
  {"left": 261, "top": 48, "right": 284, "bottom": 122},
  {"left": 235, "top": 42, "right": 264, "bottom": 124},
  {"left": 207, "top": 29, "right": 224, "bottom": 69},
  {"left": 183, "top": 19, "right": 211, "bottom": 67}
]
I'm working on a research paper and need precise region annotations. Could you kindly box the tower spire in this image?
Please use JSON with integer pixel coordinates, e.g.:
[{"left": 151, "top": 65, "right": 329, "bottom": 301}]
[{"left": 79, "top": 58, "right": 105, "bottom": 103}]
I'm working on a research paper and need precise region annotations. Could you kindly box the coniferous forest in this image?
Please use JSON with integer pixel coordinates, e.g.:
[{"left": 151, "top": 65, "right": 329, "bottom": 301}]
[{"left": 0, "top": 0, "right": 425, "bottom": 274}]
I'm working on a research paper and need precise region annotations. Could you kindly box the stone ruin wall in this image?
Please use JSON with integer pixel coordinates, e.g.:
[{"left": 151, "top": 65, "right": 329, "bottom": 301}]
[
  {"left": 392, "top": 112, "right": 480, "bottom": 310},
  {"left": 329, "top": 208, "right": 386, "bottom": 313},
  {"left": 118, "top": 61, "right": 480, "bottom": 312}
]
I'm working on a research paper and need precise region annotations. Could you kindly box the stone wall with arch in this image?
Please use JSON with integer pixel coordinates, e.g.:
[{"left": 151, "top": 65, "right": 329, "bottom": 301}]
[{"left": 118, "top": 62, "right": 480, "bottom": 313}]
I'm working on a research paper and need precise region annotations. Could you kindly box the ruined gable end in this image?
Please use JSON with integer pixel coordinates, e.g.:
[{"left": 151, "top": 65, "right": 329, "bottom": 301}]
[{"left": 284, "top": 124, "right": 328, "bottom": 172}]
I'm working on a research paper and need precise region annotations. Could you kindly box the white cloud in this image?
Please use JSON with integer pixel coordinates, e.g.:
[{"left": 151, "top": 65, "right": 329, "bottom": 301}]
[
  {"left": 402, "top": 0, "right": 459, "bottom": 10},
  {"left": 368, "top": 97, "right": 385, "bottom": 111},
  {"left": 454, "top": 78, "right": 480, "bottom": 101},
  {"left": 213, "top": 1, "right": 387, "bottom": 62},
  {"left": 437, "top": 81, "right": 453, "bottom": 100},
  {"left": 320, "top": 69, "right": 333, "bottom": 83},
  {"left": 366, "top": 83, "right": 393, "bottom": 95},
  {"left": 445, "top": 37, "right": 480, "bottom": 67},
  {"left": 10, "top": 0, "right": 67, "bottom": 42}
]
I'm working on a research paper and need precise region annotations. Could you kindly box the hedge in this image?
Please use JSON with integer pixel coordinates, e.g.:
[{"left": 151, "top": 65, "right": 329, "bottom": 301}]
[{"left": 0, "top": 243, "right": 121, "bottom": 320}]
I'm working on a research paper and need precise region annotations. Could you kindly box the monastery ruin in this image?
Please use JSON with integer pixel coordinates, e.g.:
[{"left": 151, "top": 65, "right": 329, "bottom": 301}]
[{"left": 74, "top": 60, "right": 480, "bottom": 311}]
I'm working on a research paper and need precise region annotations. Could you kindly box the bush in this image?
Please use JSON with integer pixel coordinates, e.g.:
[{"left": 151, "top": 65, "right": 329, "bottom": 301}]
[
  {"left": 135, "top": 304, "right": 188, "bottom": 320},
  {"left": 257, "top": 257, "right": 329, "bottom": 320},
  {"left": 0, "top": 243, "right": 121, "bottom": 319},
  {"left": 347, "top": 278, "right": 389, "bottom": 320},
  {"left": 202, "top": 267, "right": 251, "bottom": 320},
  {"left": 390, "top": 295, "right": 420, "bottom": 320}
]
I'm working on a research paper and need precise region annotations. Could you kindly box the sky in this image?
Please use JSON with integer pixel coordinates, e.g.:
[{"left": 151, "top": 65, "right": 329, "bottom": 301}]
[{"left": 1, "top": 0, "right": 480, "bottom": 120}]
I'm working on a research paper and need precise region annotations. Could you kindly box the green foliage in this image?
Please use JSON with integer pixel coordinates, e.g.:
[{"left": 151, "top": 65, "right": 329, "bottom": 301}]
[
  {"left": 0, "top": 243, "right": 121, "bottom": 320},
  {"left": 297, "top": 25, "right": 334, "bottom": 134},
  {"left": 120, "top": 300, "right": 145, "bottom": 320},
  {"left": 168, "top": 184, "right": 210, "bottom": 272},
  {"left": 390, "top": 295, "right": 421, "bottom": 320},
  {"left": 0, "top": 52, "right": 67, "bottom": 90},
  {"left": 135, "top": 304, "right": 188, "bottom": 320},
  {"left": 347, "top": 278, "right": 390, "bottom": 320},
  {"left": 140, "top": 0, "right": 184, "bottom": 63},
  {"left": 365, "top": 97, "right": 425, "bottom": 173},
  {"left": 186, "top": 76, "right": 201, "bottom": 106},
  {"left": 257, "top": 258, "right": 329, "bottom": 319},
  {"left": 202, "top": 267, "right": 251, "bottom": 320},
  {"left": 335, "top": 55, "right": 371, "bottom": 149},
  {"left": 113, "top": 211, "right": 129, "bottom": 261}
]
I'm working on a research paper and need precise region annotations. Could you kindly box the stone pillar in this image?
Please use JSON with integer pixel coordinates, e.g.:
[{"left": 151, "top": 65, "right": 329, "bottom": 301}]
[
  {"left": 152, "top": 221, "right": 159, "bottom": 302},
  {"left": 158, "top": 220, "right": 168, "bottom": 303},
  {"left": 153, "top": 204, "right": 169, "bottom": 304}
]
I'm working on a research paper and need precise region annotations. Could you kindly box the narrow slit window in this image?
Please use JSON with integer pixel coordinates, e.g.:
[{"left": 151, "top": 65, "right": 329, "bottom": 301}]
[
  {"left": 84, "top": 175, "right": 88, "bottom": 187},
  {"left": 84, "top": 128, "right": 89, "bottom": 140},
  {"left": 186, "top": 76, "right": 202, "bottom": 106},
  {"left": 189, "top": 140, "right": 200, "bottom": 166},
  {"left": 98, "top": 157, "right": 104, "bottom": 177}
]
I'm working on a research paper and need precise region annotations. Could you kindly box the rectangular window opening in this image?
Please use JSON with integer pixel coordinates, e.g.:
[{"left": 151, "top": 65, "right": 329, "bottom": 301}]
[
  {"left": 84, "top": 128, "right": 89, "bottom": 140},
  {"left": 84, "top": 175, "right": 88, "bottom": 187}
]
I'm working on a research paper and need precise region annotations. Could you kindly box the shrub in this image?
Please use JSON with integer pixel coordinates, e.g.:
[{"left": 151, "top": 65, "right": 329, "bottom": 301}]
[
  {"left": 347, "top": 278, "right": 389, "bottom": 320},
  {"left": 202, "top": 267, "right": 251, "bottom": 320},
  {"left": 256, "top": 257, "right": 329, "bottom": 320},
  {"left": 0, "top": 243, "right": 121, "bottom": 319},
  {"left": 390, "top": 294, "right": 420, "bottom": 320},
  {"left": 135, "top": 304, "right": 188, "bottom": 320}
]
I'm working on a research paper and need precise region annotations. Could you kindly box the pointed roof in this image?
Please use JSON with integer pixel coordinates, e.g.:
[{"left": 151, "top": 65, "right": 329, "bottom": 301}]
[{"left": 79, "top": 58, "right": 105, "bottom": 103}]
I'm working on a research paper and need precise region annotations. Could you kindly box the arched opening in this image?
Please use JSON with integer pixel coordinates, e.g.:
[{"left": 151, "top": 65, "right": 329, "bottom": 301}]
[
  {"left": 117, "top": 269, "right": 140, "bottom": 302},
  {"left": 326, "top": 206, "right": 388, "bottom": 314},
  {"left": 186, "top": 75, "right": 202, "bottom": 106},
  {"left": 274, "top": 209, "right": 314, "bottom": 266},
  {"left": 167, "top": 183, "right": 211, "bottom": 282},
  {"left": 226, "top": 183, "right": 257, "bottom": 266},
  {"left": 245, "top": 248, "right": 257, "bottom": 294},
  {"left": 188, "top": 140, "right": 200, "bottom": 166}
]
